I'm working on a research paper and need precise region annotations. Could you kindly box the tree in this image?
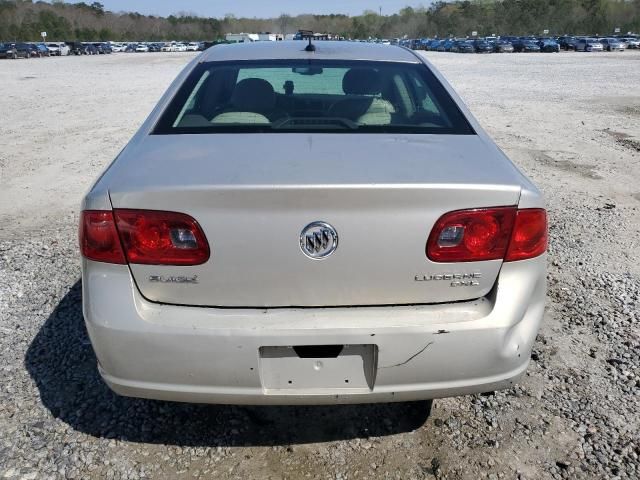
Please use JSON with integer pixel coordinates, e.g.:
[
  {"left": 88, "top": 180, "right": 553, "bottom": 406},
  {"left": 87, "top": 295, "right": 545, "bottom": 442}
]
[
  {"left": 0, "top": 0, "right": 638, "bottom": 42},
  {"left": 90, "top": 2, "right": 104, "bottom": 16},
  {"left": 278, "top": 13, "right": 291, "bottom": 34}
]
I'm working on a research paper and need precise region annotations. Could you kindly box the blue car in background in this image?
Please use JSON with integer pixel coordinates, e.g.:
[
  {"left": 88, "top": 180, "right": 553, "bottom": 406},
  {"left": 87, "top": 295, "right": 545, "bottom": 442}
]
[
  {"left": 513, "top": 38, "right": 541, "bottom": 52},
  {"left": 31, "top": 43, "right": 50, "bottom": 57},
  {"left": 537, "top": 38, "right": 560, "bottom": 52},
  {"left": 439, "top": 39, "right": 455, "bottom": 51},
  {"left": 473, "top": 39, "right": 493, "bottom": 53},
  {"left": 427, "top": 39, "right": 442, "bottom": 51},
  {"left": 451, "top": 40, "right": 475, "bottom": 53}
]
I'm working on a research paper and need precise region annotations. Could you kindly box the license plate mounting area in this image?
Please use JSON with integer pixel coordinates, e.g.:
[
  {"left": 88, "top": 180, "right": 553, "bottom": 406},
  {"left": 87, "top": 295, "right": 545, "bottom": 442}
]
[{"left": 259, "top": 344, "right": 378, "bottom": 394}]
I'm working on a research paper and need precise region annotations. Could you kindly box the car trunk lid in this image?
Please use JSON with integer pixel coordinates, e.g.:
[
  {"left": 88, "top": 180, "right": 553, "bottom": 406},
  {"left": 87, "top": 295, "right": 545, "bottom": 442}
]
[{"left": 106, "top": 134, "right": 523, "bottom": 307}]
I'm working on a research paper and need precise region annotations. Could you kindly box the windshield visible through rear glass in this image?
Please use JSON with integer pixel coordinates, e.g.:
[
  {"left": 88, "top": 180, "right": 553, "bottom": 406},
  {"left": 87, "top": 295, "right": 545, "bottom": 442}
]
[{"left": 154, "top": 60, "right": 474, "bottom": 134}]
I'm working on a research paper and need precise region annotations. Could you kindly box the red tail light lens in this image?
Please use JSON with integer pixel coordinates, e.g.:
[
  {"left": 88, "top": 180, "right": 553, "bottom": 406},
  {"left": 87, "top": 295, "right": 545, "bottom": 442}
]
[
  {"left": 505, "top": 209, "right": 548, "bottom": 262},
  {"left": 427, "top": 207, "right": 517, "bottom": 262},
  {"left": 79, "top": 211, "right": 126, "bottom": 264},
  {"left": 114, "top": 209, "right": 210, "bottom": 266},
  {"left": 427, "top": 207, "right": 547, "bottom": 263}
]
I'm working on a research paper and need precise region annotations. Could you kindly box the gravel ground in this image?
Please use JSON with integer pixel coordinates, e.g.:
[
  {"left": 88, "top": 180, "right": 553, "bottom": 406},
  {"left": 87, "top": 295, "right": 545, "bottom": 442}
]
[{"left": 0, "top": 51, "right": 639, "bottom": 479}]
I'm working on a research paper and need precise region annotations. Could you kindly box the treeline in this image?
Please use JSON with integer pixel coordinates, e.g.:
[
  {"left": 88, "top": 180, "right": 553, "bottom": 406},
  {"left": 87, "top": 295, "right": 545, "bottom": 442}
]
[
  {"left": 0, "top": 1, "right": 224, "bottom": 41},
  {"left": 1, "top": 0, "right": 639, "bottom": 42},
  {"left": 234, "top": 1, "right": 640, "bottom": 39}
]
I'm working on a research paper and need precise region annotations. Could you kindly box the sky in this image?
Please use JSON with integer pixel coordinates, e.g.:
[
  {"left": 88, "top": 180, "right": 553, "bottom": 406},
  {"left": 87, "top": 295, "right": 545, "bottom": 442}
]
[{"left": 64, "top": 1, "right": 432, "bottom": 18}]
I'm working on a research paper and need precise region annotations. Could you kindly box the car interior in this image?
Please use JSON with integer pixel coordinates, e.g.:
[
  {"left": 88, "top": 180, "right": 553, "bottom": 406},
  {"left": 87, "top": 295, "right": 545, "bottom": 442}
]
[{"left": 172, "top": 63, "right": 456, "bottom": 131}]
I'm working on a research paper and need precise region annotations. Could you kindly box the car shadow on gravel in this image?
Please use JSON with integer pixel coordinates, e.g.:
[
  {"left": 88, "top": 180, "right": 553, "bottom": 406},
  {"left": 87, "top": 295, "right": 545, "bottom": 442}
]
[{"left": 25, "top": 281, "right": 431, "bottom": 446}]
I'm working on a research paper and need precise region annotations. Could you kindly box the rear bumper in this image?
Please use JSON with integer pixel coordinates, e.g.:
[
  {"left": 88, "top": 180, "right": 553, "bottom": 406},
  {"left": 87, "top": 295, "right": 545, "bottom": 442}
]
[{"left": 82, "top": 256, "right": 546, "bottom": 405}]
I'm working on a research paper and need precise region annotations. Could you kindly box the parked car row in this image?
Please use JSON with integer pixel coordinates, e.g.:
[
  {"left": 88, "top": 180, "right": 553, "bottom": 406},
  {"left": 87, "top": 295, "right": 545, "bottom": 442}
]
[
  {"left": 0, "top": 42, "right": 57, "bottom": 58},
  {"left": 401, "top": 34, "right": 639, "bottom": 53},
  {"left": 2, "top": 35, "right": 638, "bottom": 60},
  {"left": 401, "top": 37, "right": 558, "bottom": 53},
  {"left": 0, "top": 40, "right": 218, "bottom": 59},
  {"left": 67, "top": 42, "right": 114, "bottom": 55},
  {"left": 110, "top": 41, "right": 211, "bottom": 53},
  {"left": 0, "top": 41, "right": 115, "bottom": 58},
  {"left": 558, "top": 36, "right": 637, "bottom": 51}
]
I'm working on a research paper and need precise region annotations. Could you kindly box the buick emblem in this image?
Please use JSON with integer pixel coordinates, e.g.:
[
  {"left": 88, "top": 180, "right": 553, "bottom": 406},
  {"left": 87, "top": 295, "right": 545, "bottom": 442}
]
[{"left": 300, "top": 222, "right": 338, "bottom": 259}]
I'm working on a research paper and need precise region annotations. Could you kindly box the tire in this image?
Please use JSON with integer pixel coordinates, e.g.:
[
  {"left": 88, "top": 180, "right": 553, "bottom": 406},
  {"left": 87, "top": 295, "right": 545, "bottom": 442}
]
[{"left": 12, "top": 52, "right": 17, "bottom": 59}]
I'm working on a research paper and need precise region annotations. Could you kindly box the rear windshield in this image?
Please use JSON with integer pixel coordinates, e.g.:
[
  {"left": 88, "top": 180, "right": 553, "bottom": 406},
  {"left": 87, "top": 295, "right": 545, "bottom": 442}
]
[{"left": 154, "top": 60, "right": 474, "bottom": 134}]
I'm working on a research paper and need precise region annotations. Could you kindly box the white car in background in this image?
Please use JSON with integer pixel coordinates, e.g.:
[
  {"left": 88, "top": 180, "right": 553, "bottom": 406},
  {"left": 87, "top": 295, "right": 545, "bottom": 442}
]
[
  {"left": 135, "top": 43, "right": 149, "bottom": 53},
  {"left": 622, "top": 37, "right": 640, "bottom": 49},
  {"left": 161, "top": 43, "right": 175, "bottom": 52},
  {"left": 186, "top": 42, "right": 200, "bottom": 51},
  {"left": 174, "top": 43, "right": 188, "bottom": 52},
  {"left": 46, "top": 42, "right": 69, "bottom": 56},
  {"left": 576, "top": 38, "right": 604, "bottom": 52},
  {"left": 598, "top": 38, "right": 626, "bottom": 51}
]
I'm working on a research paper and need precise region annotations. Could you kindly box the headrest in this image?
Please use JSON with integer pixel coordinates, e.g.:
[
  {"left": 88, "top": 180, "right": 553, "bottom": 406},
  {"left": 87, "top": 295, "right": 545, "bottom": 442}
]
[
  {"left": 231, "top": 78, "right": 276, "bottom": 112},
  {"left": 342, "top": 68, "right": 383, "bottom": 95}
]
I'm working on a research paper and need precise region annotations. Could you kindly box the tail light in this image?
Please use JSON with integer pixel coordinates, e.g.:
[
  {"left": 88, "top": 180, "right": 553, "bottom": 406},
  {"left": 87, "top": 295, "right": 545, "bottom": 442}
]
[
  {"left": 79, "top": 211, "right": 126, "bottom": 264},
  {"left": 427, "top": 207, "right": 547, "bottom": 263},
  {"left": 504, "top": 209, "right": 548, "bottom": 261},
  {"left": 114, "top": 209, "right": 210, "bottom": 265},
  {"left": 80, "top": 209, "right": 210, "bottom": 266}
]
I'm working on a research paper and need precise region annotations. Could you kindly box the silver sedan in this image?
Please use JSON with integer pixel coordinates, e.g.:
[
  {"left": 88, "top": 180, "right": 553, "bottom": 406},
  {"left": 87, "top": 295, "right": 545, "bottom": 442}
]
[{"left": 80, "top": 41, "right": 547, "bottom": 406}]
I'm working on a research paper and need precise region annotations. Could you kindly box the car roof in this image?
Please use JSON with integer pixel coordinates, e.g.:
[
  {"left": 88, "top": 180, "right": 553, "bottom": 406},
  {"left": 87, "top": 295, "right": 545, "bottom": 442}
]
[{"left": 200, "top": 40, "right": 420, "bottom": 63}]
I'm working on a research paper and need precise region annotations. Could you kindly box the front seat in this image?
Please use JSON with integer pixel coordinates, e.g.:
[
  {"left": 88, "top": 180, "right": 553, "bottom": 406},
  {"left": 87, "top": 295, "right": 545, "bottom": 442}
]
[
  {"left": 211, "top": 78, "right": 277, "bottom": 124},
  {"left": 329, "top": 68, "right": 395, "bottom": 125}
]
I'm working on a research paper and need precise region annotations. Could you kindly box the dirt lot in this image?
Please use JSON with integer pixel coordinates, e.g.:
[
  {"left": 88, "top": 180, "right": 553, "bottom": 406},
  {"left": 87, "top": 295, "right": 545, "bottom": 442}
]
[{"left": 0, "top": 51, "right": 638, "bottom": 479}]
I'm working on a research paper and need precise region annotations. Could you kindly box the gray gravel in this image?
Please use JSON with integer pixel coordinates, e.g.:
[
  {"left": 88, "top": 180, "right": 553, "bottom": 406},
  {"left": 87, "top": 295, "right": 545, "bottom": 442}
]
[{"left": 1, "top": 51, "right": 639, "bottom": 479}]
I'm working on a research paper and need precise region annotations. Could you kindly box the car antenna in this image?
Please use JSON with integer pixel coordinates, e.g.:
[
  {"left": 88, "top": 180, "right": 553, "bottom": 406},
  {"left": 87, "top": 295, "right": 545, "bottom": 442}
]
[{"left": 305, "top": 36, "right": 316, "bottom": 52}]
